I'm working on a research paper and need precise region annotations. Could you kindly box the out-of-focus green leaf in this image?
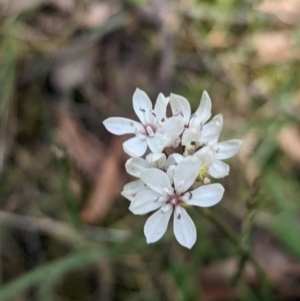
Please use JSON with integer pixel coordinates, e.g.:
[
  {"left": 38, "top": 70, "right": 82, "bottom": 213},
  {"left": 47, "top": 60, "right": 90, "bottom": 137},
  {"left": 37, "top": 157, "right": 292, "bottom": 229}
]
[
  {"left": 125, "top": 0, "right": 149, "bottom": 5},
  {"left": 264, "top": 170, "right": 300, "bottom": 258},
  {"left": 272, "top": 213, "right": 300, "bottom": 258},
  {"left": 89, "top": 12, "right": 128, "bottom": 40},
  {"left": 264, "top": 169, "right": 298, "bottom": 212},
  {"left": 0, "top": 21, "right": 20, "bottom": 117},
  {"left": 169, "top": 259, "right": 197, "bottom": 301},
  {"left": 0, "top": 248, "right": 109, "bottom": 301}
]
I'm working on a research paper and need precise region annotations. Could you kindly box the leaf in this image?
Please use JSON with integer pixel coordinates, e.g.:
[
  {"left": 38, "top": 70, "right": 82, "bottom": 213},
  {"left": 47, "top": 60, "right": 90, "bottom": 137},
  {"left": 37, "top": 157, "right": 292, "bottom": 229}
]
[
  {"left": 0, "top": 249, "right": 109, "bottom": 301},
  {"left": 272, "top": 214, "right": 300, "bottom": 259}
]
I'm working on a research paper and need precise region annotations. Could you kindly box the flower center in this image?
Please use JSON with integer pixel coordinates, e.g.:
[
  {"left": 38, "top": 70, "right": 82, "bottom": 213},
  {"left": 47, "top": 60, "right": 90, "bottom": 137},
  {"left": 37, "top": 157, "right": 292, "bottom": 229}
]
[
  {"left": 145, "top": 124, "right": 156, "bottom": 137},
  {"left": 168, "top": 194, "right": 180, "bottom": 206},
  {"left": 161, "top": 194, "right": 182, "bottom": 218}
]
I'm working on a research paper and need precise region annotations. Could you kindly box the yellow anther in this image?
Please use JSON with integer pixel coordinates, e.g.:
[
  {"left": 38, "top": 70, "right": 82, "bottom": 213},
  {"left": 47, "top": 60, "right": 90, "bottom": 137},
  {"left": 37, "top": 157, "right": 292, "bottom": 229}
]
[
  {"left": 203, "top": 177, "right": 211, "bottom": 185},
  {"left": 197, "top": 163, "right": 209, "bottom": 182}
]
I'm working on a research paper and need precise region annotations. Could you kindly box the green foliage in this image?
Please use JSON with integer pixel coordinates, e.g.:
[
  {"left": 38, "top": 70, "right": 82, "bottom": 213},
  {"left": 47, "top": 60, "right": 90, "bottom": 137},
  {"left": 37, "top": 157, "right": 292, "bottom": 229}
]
[
  {"left": 1, "top": 0, "right": 300, "bottom": 300},
  {"left": 264, "top": 170, "right": 300, "bottom": 258},
  {"left": 0, "top": 248, "right": 108, "bottom": 301}
]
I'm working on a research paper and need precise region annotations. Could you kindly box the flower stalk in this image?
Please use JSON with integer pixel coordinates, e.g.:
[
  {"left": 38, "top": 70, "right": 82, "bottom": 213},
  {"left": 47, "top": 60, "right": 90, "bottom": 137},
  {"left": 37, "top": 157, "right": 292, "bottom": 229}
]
[{"left": 198, "top": 207, "right": 271, "bottom": 289}]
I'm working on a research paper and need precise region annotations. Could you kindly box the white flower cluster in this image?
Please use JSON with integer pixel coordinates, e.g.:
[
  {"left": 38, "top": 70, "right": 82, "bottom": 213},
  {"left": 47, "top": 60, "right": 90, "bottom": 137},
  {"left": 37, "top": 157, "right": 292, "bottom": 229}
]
[{"left": 103, "top": 88, "right": 242, "bottom": 249}]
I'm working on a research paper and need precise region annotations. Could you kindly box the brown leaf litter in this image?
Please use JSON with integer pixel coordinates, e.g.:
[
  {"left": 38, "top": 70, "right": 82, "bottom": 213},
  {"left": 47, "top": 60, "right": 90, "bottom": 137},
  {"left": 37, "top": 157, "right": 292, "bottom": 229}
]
[
  {"left": 198, "top": 231, "right": 300, "bottom": 301},
  {"left": 56, "top": 109, "right": 126, "bottom": 223},
  {"left": 255, "top": 0, "right": 300, "bottom": 25},
  {"left": 278, "top": 125, "right": 300, "bottom": 166}
]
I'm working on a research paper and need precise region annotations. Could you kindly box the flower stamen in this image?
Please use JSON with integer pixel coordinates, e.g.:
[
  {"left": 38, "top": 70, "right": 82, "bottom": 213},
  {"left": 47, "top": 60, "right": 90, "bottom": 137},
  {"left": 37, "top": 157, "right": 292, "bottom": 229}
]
[
  {"left": 168, "top": 195, "right": 180, "bottom": 206},
  {"left": 175, "top": 206, "right": 182, "bottom": 219},
  {"left": 145, "top": 125, "right": 155, "bottom": 137}
]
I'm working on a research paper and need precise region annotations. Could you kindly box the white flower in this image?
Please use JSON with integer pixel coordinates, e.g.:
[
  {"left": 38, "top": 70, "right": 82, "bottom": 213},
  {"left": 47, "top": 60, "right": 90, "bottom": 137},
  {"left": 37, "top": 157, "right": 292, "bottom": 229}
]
[
  {"left": 170, "top": 91, "right": 221, "bottom": 147},
  {"left": 122, "top": 153, "right": 183, "bottom": 202},
  {"left": 194, "top": 139, "right": 243, "bottom": 179},
  {"left": 125, "top": 152, "right": 183, "bottom": 178},
  {"left": 125, "top": 153, "right": 166, "bottom": 178},
  {"left": 121, "top": 180, "right": 148, "bottom": 202},
  {"left": 103, "top": 88, "right": 184, "bottom": 157},
  {"left": 127, "top": 158, "right": 225, "bottom": 249}
]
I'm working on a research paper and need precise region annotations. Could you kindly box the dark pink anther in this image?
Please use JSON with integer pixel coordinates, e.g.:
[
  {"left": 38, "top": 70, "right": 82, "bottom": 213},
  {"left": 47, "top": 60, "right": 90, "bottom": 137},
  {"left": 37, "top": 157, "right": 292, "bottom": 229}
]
[
  {"left": 145, "top": 124, "right": 156, "bottom": 137},
  {"left": 169, "top": 195, "right": 180, "bottom": 206}
]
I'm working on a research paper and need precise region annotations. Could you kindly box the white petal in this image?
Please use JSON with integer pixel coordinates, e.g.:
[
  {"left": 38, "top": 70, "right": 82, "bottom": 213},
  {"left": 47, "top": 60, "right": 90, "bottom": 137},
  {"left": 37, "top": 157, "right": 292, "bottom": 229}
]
[
  {"left": 129, "top": 190, "right": 162, "bottom": 215},
  {"left": 205, "top": 114, "right": 223, "bottom": 145},
  {"left": 140, "top": 168, "right": 173, "bottom": 195},
  {"left": 182, "top": 128, "right": 201, "bottom": 146},
  {"left": 103, "top": 117, "right": 144, "bottom": 135},
  {"left": 133, "top": 88, "right": 153, "bottom": 124},
  {"left": 154, "top": 93, "right": 168, "bottom": 121},
  {"left": 146, "top": 153, "right": 166, "bottom": 169},
  {"left": 194, "top": 146, "right": 215, "bottom": 166},
  {"left": 146, "top": 153, "right": 165, "bottom": 162},
  {"left": 123, "top": 136, "right": 147, "bottom": 157},
  {"left": 121, "top": 180, "right": 148, "bottom": 202},
  {"left": 215, "top": 139, "right": 243, "bottom": 160},
  {"left": 125, "top": 158, "right": 152, "bottom": 177},
  {"left": 160, "top": 116, "right": 184, "bottom": 147},
  {"left": 174, "top": 158, "right": 202, "bottom": 194},
  {"left": 194, "top": 90, "right": 212, "bottom": 124},
  {"left": 170, "top": 93, "right": 191, "bottom": 125},
  {"left": 209, "top": 160, "right": 229, "bottom": 178},
  {"left": 144, "top": 208, "right": 172, "bottom": 243},
  {"left": 173, "top": 207, "right": 196, "bottom": 249},
  {"left": 183, "top": 183, "right": 224, "bottom": 207},
  {"left": 166, "top": 165, "right": 175, "bottom": 185},
  {"left": 166, "top": 153, "right": 183, "bottom": 167},
  {"left": 147, "top": 135, "right": 164, "bottom": 153},
  {"left": 212, "top": 114, "right": 223, "bottom": 128},
  {"left": 201, "top": 119, "right": 222, "bottom": 144}
]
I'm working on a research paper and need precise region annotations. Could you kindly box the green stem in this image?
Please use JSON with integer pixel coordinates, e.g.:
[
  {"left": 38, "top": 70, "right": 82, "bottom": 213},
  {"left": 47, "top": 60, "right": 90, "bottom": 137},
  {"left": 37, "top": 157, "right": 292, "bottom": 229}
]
[
  {"left": 200, "top": 208, "right": 239, "bottom": 244},
  {"left": 231, "top": 182, "right": 260, "bottom": 286},
  {"left": 231, "top": 209, "right": 256, "bottom": 286},
  {"left": 199, "top": 209, "right": 269, "bottom": 285}
]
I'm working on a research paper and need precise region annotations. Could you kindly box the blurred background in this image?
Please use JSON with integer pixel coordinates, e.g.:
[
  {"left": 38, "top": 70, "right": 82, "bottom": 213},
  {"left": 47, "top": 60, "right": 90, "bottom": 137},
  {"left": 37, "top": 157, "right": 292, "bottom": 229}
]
[{"left": 1, "top": 0, "right": 300, "bottom": 300}]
